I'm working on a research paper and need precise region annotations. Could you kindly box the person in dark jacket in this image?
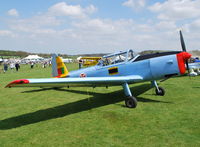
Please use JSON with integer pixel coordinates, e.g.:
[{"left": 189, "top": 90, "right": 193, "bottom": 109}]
[
  {"left": 3, "top": 62, "right": 8, "bottom": 73},
  {"left": 15, "top": 63, "right": 20, "bottom": 71}
]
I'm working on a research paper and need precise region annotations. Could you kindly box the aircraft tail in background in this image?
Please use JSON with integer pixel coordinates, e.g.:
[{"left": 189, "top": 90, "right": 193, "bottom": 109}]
[{"left": 52, "top": 54, "right": 69, "bottom": 78}]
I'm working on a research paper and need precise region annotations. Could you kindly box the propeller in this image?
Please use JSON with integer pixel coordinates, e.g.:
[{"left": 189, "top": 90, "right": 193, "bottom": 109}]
[{"left": 179, "top": 30, "right": 190, "bottom": 74}]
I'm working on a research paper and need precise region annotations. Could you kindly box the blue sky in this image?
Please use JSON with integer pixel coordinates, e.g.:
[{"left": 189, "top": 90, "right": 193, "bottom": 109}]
[{"left": 0, "top": 0, "right": 200, "bottom": 54}]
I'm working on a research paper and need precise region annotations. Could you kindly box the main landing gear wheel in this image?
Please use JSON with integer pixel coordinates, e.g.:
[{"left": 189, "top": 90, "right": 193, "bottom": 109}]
[
  {"left": 125, "top": 96, "right": 137, "bottom": 108},
  {"left": 155, "top": 87, "right": 165, "bottom": 96}
]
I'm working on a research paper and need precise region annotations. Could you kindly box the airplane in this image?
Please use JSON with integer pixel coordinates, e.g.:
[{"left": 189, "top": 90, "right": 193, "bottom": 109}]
[
  {"left": 5, "top": 31, "right": 192, "bottom": 108},
  {"left": 188, "top": 59, "right": 200, "bottom": 76},
  {"left": 78, "top": 57, "right": 102, "bottom": 69},
  {"left": 194, "top": 57, "right": 200, "bottom": 62}
]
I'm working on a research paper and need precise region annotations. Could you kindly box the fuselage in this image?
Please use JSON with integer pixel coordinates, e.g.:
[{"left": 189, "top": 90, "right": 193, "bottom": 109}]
[{"left": 68, "top": 51, "right": 191, "bottom": 82}]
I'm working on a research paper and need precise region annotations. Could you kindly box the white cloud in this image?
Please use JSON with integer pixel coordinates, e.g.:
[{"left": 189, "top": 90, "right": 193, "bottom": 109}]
[
  {"left": 85, "top": 5, "right": 98, "bottom": 14},
  {"left": 155, "top": 21, "right": 176, "bottom": 30},
  {"left": 2, "top": 1, "right": 200, "bottom": 54},
  {"left": 72, "top": 18, "right": 115, "bottom": 33},
  {"left": 122, "top": 0, "right": 146, "bottom": 10},
  {"left": 48, "top": 2, "right": 97, "bottom": 18},
  {"left": 0, "top": 30, "right": 16, "bottom": 37},
  {"left": 183, "top": 19, "right": 200, "bottom": 35},
  {"left": 188, "top": 19, "right": 200, "bottom": 29},
  {"left": 149, "top": 0, "right": 200, "bottom": 20},
  {"left": 7, "top": 9, "right": 19, "bottom": 17},
  {"left": 9, "top": 15, "right": 61, "bottom": 34}
]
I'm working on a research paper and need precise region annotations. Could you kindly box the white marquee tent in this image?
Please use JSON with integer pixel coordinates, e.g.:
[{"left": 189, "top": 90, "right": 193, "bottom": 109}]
[{"left": 23, "top": 55, "right": 44, "bottom": 62}]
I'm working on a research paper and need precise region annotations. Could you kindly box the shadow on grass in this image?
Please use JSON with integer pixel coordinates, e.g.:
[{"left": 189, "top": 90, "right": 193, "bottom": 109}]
[
  {"left": 192, "top": 87, "right": 200, "bottom": 88},
  {"left": 22, "top": 88, "right": 55, "bottom": 93},
  {"left": 0, "top": 84, "right": 169, "bottom": 130}
]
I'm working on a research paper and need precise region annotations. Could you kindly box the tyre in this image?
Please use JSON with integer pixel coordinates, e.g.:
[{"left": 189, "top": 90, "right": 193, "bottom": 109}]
[
  {"left": 155, "top": 87, "right": 165, "bottom": 96},
  {"left": 125, "top": 96, "right": 137, "bottom": 108}
]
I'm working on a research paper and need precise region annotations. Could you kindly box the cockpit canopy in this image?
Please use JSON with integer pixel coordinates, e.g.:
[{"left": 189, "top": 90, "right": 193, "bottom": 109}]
[{"left": 97, "top": 49, "right": 137, "bottom": 66}]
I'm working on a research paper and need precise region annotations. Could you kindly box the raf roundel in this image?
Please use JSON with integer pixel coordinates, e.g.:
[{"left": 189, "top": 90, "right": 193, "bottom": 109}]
[{"left": 80, "top": 73, "right": 87, "bottom": 78}]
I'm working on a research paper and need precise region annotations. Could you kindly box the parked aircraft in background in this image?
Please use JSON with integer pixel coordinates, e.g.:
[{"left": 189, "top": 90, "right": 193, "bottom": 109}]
[
  {"left": 193, "top": 57, "right": 200, "bottom": 62},
  {"left": 188, "top": 58, "right": 200, "bottom": 76},
  {"left": 6, "top": 31, "right": 192, "bottom": 108},
  {"left": 78, "top": 57, "right": 102, "bottom": 69}
]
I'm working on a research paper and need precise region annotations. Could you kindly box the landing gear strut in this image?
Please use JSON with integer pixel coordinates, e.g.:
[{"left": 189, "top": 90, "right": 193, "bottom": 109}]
[
  {"left": 151, "top": 80, "right": 165, "bottom": 96},
  {"left": 122, "top": 83, "right": 137, "bottom": 108}
]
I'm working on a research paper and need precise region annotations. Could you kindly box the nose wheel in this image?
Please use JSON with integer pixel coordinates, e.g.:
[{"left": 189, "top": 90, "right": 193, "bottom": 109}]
[
  {"left": 151, "top": 81, "right": 165, "bottom": 96},
  {"left": 125, "top": 96, "right": 137, "bottom": 108},
  {"left": 155, "top": 86, "right": 165, "bottom": 96}
]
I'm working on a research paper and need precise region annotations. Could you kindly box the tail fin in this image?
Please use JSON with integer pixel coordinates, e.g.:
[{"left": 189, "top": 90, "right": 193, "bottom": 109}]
[{"left": 52, "top": 54, "right": 69, "bottom": 78}]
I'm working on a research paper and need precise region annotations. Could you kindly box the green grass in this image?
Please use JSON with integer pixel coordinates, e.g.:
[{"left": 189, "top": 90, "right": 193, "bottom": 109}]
[{"left": 0, "top": 64, "right": 200, "bottom": 147}]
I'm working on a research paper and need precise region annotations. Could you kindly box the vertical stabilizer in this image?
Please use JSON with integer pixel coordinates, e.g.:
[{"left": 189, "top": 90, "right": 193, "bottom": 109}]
[{"left": 52, "top": 54, "right": 69, "bottom": 78}]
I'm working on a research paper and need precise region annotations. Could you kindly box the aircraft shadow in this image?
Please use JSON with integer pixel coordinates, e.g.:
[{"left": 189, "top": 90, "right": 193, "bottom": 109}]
[
  {"left": 55, "top": 88, "right": 170, "bottom": 103},
  {"left": 0, "top": 84, "right": 169, "bottom": 130},
  {"left": 22, "top": 88, "right": 55, "bottom": 93},
  {"left": 192, "top": 87, "right": 200, "bottom": 88}
]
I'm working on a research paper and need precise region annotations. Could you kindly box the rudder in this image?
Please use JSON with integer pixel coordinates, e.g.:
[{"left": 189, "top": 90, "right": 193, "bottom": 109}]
[{"left": 52, "top": 54, "right": 69, "bottom": 78}]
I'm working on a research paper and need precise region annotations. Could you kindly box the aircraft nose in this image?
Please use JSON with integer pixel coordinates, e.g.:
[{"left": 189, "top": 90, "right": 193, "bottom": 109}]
[
  {"left": 182, "top": 52, "right": 191, "bottom": 60},
  {"left": 176, "top": 52, "right": 192, "bottom": 75}
]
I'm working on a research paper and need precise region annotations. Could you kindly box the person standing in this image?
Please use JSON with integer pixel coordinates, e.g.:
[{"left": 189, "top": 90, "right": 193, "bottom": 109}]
[
  {"left": 79, "top": 59, "right": 83, "bottom": 69},
  {"left": 30, "top": 62, "right": 34, "bottom": 69},
  {"left": 15, "top": 63, "right": 20, "bottom": 71},
  {"left": 3, "top": 62, "right": 8, "bottom": 73},
  {"left": 10, "top": 63, "right": 15, "bottom": 70},
  {"left": 43, "top": 62, "right": 47, "bottom": 68}
]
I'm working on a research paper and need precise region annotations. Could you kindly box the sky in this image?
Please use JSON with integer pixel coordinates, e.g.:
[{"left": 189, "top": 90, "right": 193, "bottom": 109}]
[{"left": 0, "top": 0, "right": 200, "bottom": 54}]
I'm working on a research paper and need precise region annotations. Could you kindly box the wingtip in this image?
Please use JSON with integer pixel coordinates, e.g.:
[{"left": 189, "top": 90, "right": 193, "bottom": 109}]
[{"left": 5, "top": 79, "right": 29, "bottom": 88}]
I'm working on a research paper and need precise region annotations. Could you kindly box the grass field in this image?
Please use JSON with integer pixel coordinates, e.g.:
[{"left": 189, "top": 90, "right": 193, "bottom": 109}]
[{"left": 0, "top": 64, "right": 200, "bottom": 147}]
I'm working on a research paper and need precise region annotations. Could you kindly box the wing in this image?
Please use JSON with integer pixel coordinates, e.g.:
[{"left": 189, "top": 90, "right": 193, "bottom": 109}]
[{"left": 5, "top": 76, "right": 143, "bottom": 88}]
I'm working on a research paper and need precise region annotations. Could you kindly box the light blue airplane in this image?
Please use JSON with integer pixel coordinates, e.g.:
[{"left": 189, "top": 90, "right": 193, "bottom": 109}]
[{"left": 6, "top": 31, "right": 192, "bottom": 108}]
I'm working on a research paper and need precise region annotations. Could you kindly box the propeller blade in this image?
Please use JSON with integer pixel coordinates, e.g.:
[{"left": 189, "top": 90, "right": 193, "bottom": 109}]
[
  {"left": 179, "top": 31, "right": 191, "bottom": 74},
  {"left": 186, "top": 60, "right": 190, "bottom": 74},
  {"left": 180, "top": 30, "right": 186, "bottom": 52}
]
